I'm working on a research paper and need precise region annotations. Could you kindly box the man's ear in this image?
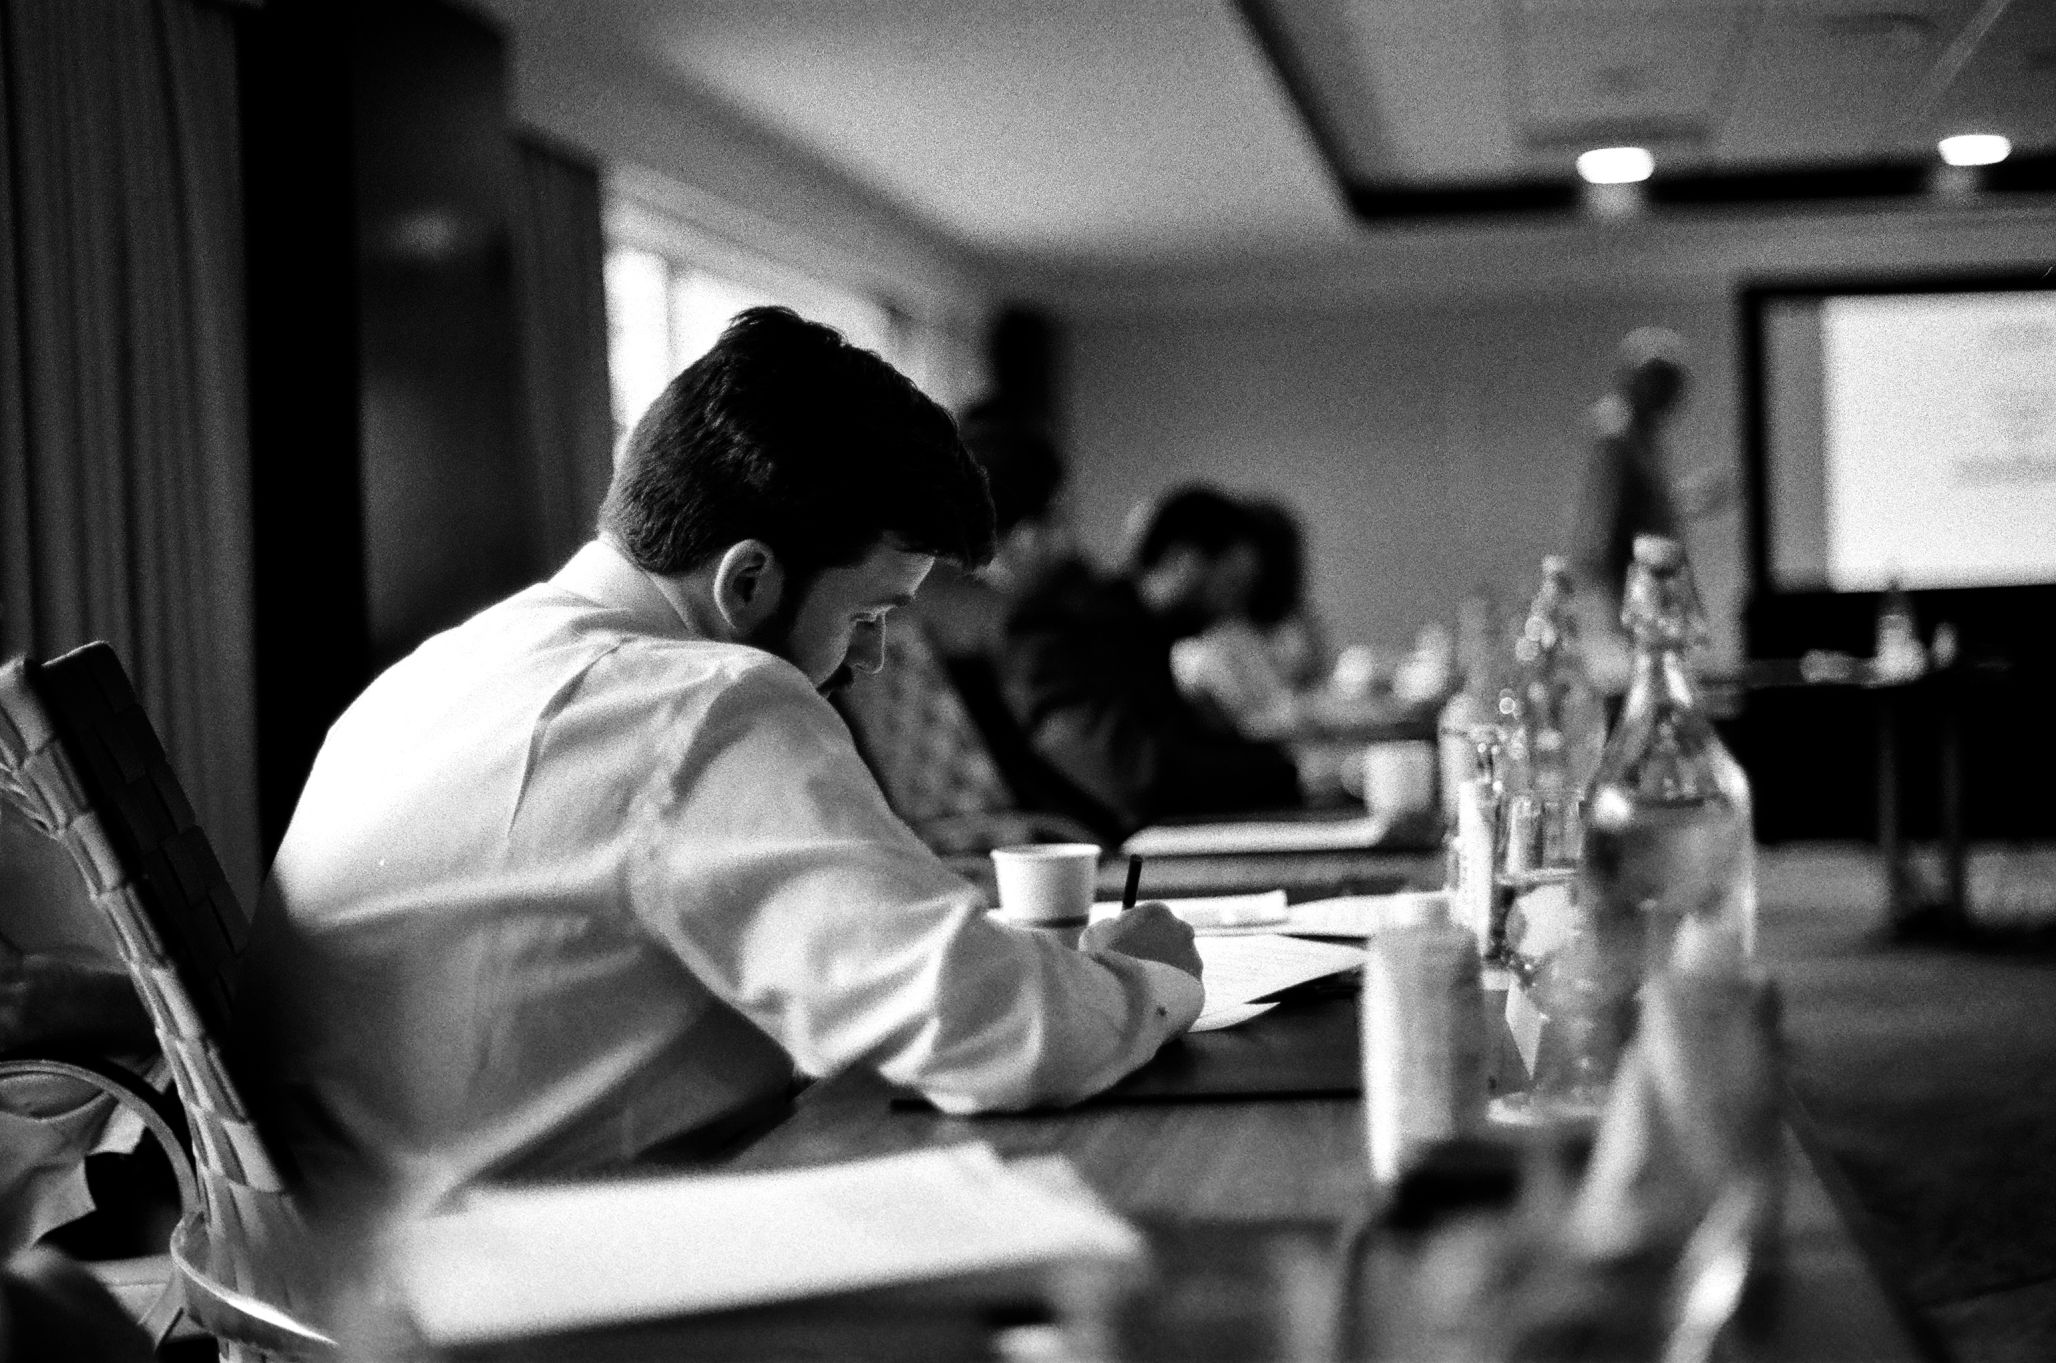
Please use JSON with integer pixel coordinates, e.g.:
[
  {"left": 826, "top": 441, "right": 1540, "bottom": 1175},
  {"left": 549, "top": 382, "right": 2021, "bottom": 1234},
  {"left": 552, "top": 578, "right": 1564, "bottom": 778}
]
[{"left": 710, "top": 539, "right": 787, "bottom": 636}]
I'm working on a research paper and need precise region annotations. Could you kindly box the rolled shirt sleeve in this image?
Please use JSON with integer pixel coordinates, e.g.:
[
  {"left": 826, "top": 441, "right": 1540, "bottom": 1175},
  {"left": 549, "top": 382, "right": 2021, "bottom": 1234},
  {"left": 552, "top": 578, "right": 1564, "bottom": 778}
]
[{"left": 625, "top": 661, "right": 1203, "bottom": 1112}]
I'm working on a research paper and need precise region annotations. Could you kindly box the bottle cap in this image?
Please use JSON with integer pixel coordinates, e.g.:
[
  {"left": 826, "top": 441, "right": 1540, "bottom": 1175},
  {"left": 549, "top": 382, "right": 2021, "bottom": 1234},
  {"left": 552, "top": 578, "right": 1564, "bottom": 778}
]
[
  {"left": 1631, "top": 534, "right": 1684, "bottom": 571},
  {"left": 1621, "top": 538, "right": 1707, "bottom": 649}
]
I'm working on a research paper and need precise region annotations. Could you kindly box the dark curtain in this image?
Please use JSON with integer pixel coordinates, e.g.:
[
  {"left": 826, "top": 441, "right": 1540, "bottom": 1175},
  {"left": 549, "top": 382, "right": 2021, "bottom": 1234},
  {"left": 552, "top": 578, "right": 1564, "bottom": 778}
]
[
  {"left": 512, "top": 131, "right": 614, "bottom": 570},
  {"left": 0, "top": 0, "right": 259, "bottom": 901}
]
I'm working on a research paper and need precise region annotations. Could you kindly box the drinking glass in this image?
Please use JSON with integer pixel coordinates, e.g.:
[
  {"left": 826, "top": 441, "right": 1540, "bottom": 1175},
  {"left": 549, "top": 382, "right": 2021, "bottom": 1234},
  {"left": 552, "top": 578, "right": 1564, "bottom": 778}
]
[{"left": 1487, "top": 870, "right": 1625, "bottom": 1129}]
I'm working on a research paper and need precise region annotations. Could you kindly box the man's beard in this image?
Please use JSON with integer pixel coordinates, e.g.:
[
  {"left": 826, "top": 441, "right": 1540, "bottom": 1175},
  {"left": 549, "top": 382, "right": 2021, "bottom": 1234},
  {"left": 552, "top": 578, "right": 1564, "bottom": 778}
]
[
  {"left": 741, "top": 595, "right": 852, "bottom": 698},
  {"left": 816, "top": 664, "right": 855, "bottom": 699}
]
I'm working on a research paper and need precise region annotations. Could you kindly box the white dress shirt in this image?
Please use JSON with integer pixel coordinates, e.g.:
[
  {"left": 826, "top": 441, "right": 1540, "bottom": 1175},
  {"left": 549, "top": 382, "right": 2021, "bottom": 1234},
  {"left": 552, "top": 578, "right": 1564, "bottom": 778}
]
[{"left": 235, "top": 541, "right": 1201, "bottom": 1210}]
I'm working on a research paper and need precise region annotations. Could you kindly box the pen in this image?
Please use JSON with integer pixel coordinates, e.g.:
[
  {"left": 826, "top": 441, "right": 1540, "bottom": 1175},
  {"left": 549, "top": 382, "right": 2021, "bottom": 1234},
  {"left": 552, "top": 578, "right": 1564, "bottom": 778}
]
[{"left": 1121, "top": 853, "right": 1144, "bottom": 912}]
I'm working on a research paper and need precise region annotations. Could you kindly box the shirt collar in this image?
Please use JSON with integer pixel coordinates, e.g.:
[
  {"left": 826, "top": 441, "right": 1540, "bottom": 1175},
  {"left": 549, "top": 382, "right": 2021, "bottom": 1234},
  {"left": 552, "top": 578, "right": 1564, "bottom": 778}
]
[{"left": 551, "top": 541, "right": 699, "bottom": 640}]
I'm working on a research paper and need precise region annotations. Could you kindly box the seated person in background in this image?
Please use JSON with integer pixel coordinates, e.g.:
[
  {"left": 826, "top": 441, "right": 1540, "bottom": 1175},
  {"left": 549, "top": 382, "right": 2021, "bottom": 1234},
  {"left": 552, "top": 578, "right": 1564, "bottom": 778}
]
[
  {"left": 1170, "top": 497, "right": 1333, "bottom": 739},
  {"left": 837, "top": 419, "right": 1122, "bottom": 848},
  {"left": 898, "top": 416, "right": 1073, "bottom": 662},
  {"left": 235, "top": 308, "right": 1204, "bottom": 1216},
  {"left": 1002, "top": 484, "right": 1327, "bottom": 834}
]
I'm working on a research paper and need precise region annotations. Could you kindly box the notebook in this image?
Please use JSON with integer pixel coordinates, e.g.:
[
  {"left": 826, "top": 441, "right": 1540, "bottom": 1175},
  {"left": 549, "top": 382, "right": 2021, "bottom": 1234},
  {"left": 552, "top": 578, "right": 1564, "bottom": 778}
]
[{"left": 393, "top": 1145, "right": 1143, "bottom": 1347}]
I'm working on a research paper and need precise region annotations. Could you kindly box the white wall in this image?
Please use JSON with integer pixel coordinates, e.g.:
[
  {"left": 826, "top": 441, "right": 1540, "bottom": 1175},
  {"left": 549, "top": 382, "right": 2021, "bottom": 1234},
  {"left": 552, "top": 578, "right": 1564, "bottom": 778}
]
[
  {"left": 1048, "top": 203, "right": 2056, "bottom": 668},
  {"left": 493, "top": 23, "right": 998, "bottom": 408}
]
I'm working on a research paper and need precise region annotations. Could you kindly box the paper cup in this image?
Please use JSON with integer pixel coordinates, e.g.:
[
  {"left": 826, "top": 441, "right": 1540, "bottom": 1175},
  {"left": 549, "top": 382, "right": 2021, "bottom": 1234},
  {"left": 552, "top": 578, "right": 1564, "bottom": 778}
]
[
  {"left": 1360, "top": 740, "right": 1437, "bottom": 821},
  {"left": 990, "top": 844, "right": 1101, "bottom": 931}
]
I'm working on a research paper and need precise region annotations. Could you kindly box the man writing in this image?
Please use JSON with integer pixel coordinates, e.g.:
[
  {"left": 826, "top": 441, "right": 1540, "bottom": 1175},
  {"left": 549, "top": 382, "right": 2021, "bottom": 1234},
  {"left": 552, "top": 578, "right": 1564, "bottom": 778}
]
[{"left": 235, "top": 309, "right": 1202, "bottom": 1213}]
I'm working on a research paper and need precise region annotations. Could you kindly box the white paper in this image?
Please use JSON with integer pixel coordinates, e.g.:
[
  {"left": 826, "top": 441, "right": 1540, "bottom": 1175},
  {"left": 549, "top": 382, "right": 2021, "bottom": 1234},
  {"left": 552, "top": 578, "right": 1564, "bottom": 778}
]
[
  {"left": 1187, "top": 1001, "right": 1279, "bottom": 1033},
  {"left": 1121, "top": 811, "right": 1392, "bottom": 856},
  {"left": 1096, "top": 890, "right": 1447, "bottom": 939},
  {"left": 393, "top": 1144, "right": 1143, "bottom": 1346},
  {"left": 1189, "top": 933, "right": 1366, "bottom": 1031},
  {"left": 1506, "top": 982, "right": 1544, "bottom": 1078},
  {"left": 1274, "top": 890, "right": 1452, "bottom": 939},
  {"left": 1088, "top": 890, "right": 1289, "bottom": 931}
]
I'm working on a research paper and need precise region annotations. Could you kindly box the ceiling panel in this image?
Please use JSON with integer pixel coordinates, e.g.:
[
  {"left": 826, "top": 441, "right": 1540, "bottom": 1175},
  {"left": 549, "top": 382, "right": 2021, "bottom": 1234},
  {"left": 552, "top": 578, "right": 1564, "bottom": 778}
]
[
  {"left": 1715, "top": 4, "right": 1949, "bottom": 168},
  {"left": 479, "top": 0, "right": 1349, "bottom": 262},
  {"left": 477, "top": 0, "right": 2056, "bottom": 259},
  {"left": 1249, "top": 0, "right": 2056, "bottom": 220},
  {"left": 1340, "top": 0, "right": 1520, "bottom": 181},
  {"left": 1511, "top": 1, "right": 1757, "bottom": 160}
]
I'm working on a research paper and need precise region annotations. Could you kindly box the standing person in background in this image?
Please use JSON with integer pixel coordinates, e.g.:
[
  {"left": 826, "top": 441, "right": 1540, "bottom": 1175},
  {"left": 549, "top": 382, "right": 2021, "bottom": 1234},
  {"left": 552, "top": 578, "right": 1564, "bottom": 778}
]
[
  {"left": 1001, "top": 485, "right": 1329, "bottom": 834},
  {"left": 1570, "top": 327, "right": 1732, "bottom": 688}
]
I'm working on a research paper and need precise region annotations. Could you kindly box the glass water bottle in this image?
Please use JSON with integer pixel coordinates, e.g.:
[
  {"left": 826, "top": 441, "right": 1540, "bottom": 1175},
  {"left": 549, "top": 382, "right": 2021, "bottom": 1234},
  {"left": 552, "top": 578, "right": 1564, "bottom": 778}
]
[
  {"left": 1515, "top": 555, "right": 1608, "bottom": 806},
  {"left": 1579, "top": 535, "right": 1757, "bottom": 992}
]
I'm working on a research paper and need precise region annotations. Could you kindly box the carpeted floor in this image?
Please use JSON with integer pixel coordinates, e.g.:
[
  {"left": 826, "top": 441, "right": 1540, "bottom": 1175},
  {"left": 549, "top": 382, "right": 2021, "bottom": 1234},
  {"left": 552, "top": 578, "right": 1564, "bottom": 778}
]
[{"left": 1761, "top": 843, "right": 2056, "bottom": 1363}]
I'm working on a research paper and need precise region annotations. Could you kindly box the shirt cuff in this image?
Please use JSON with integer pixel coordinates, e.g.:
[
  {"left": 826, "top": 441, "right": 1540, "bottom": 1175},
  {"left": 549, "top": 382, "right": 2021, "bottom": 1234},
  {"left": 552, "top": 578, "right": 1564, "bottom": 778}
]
[{"left": 1128, "top": 958, "right": 1206, "bottom": 1036}]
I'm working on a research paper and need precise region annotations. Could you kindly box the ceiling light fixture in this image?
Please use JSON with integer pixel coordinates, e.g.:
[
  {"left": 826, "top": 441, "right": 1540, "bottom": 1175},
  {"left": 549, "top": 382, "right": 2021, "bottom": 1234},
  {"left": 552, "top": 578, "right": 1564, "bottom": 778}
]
[
  {"left": 1577, "top": 147, "right": 1655, "bottom": 185},
  {"left": 1937, "top": 134, "right": 2010, "bottom": 167}
]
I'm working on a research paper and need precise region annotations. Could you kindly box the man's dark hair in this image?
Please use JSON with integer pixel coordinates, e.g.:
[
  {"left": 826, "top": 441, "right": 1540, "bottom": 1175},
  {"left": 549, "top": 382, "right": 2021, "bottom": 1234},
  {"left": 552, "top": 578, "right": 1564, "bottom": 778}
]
[
  {"left": 1244, "top": 499, "right": 1306, "bottom": 628},
  {"left": 601, "top": 307, "right": 996, "bottom": 582},
  {"left": 1132, "top": 485, "right": 1262, "bottom": 571},
  {"left": 959, "top": 418, "right": 1063, "bottom": 536}
]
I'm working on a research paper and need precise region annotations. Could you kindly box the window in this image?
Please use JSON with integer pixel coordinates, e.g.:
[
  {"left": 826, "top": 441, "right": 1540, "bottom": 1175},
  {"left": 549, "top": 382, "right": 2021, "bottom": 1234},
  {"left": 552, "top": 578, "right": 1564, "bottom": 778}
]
[
  {"left": 603, "top": 243, "right": 900, "bottom": 452},
  {"left": 600, "top": 165, "right": 985, "bottom": 457}
]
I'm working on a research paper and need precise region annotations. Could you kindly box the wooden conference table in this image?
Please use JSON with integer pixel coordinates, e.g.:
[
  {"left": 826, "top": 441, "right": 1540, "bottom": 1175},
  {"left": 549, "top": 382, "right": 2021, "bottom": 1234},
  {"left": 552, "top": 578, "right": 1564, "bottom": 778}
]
[
  {"left": 703, "top": 1020, "right": 1931, "bottom": 1363},
  {"left": 452, "top": 843, "right": 1932, "bottom": 1363}
]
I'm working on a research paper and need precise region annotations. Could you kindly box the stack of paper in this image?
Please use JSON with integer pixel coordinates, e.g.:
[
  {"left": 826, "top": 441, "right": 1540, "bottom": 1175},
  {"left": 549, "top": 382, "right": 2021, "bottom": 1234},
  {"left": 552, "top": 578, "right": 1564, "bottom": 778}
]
[
  {"left": 1089, "top": 890, "right": 1290, "bottom": 931},
  {"left": 1189, "top": 933, "right": 1367, "bottom": 1031},
  {"left": 392, "top": 1145, "right": 1143, "bottom": 1347},
  {"left": 1270, "top": 890, "right": 1452, "bottom": 939},
  {"left": 1090, "top": 889, "right": 1450, "bottom": 939},
  {"left": 1120, "top": 811, "right": 1392, "bottom": 857}
]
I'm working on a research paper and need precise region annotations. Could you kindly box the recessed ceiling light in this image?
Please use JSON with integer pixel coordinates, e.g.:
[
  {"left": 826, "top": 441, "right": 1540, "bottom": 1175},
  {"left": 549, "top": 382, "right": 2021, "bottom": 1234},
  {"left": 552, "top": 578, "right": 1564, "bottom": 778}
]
[
  {"left": 1577, "top": 147, "right": 1654, "bottom": 184},
  {"left": 1938, "top": 135, "right": 2010, "bottom": 166}
]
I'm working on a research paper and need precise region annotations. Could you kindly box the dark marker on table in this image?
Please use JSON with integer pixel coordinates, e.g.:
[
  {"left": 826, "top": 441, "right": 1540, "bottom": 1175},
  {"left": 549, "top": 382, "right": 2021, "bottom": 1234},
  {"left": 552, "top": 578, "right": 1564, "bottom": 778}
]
[{"left": 1121, "top": 853, "right": 1144, "bottom": 912}]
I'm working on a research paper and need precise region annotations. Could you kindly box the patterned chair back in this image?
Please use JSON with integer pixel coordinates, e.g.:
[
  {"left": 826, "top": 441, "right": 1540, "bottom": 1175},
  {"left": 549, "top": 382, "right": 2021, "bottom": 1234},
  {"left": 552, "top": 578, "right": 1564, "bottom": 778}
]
[
  {"left": 0, "top": 644, "right": 331, "bottom": 1361},
  {"left": 838, "top": 626, "right": 1018, "bottom": 824}
]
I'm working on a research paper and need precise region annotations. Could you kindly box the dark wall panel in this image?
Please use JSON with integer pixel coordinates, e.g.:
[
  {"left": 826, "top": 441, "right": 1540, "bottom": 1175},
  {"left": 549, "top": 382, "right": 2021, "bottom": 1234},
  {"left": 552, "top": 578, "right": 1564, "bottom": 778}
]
[
  {"left": 241, "top": 0, "right": 368, "bottom": 856},
  {"left": 353, "top": 0, "right": 541, "bottom": 670}
]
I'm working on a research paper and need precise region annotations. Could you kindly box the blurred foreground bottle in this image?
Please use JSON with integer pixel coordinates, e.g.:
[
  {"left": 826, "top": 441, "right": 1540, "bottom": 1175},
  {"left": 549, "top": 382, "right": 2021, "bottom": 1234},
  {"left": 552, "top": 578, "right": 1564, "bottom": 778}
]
[
  {"left": 1361, "top": 894, "right": 1486, "bottom": 1187},
  {"left": 1580, "top": 535, "right": 1756, "bottom": 993}
]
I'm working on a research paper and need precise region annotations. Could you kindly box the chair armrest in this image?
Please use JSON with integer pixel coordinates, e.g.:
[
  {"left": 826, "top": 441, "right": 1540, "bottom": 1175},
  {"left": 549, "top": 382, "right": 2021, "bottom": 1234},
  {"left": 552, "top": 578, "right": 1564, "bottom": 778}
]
[{"left": 0, "top": 1054, "right": 196, "bottom": 1343}]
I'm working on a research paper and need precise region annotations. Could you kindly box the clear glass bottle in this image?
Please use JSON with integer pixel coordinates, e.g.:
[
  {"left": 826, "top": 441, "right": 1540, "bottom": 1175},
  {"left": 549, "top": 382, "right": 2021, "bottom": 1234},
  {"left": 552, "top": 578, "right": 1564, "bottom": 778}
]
[
  {"left": 1437, "top": 588, "right": 1514, "bottom": 827},
  {"left": 1514, "top": 555, "right": 1608, "bottom": 805},
  {"left": 1579, "top": 536, "right": 1757, "bottom": 991},
  {"left": 1448, "top": 728, "right": 1504, "bottom": 953},
  {"left": 1873, "top": 575, "right": 1927, "bottom": 682}
]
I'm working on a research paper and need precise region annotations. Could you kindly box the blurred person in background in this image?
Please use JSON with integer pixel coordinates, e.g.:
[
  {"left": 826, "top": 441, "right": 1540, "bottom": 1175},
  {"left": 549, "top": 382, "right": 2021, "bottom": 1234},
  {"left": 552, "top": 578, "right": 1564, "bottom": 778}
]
[
  {"left": 837, "top": 416, "right": 1121, "bottom": 847},
  {"left": 1002, "top": 484, "right": 1344, "bottom": 834},
  {"left": 1170, "top": 497, "right": 1333, "bottom": 739}
]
